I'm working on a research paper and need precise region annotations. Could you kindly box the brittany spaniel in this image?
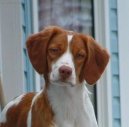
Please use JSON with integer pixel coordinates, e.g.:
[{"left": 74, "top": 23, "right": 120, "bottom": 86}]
[{"left": 0, "top": 26, "right": 109, "bottom": 127}]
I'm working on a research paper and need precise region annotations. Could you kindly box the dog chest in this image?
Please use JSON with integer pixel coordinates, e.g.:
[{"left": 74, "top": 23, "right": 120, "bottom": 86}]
[{"left": 47, "top": 84, "right": 98, "bottom": 127}]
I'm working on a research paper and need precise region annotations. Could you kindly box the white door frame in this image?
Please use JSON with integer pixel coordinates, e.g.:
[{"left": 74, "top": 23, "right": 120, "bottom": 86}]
[{"left": 94, "top": 0, "right": 113, "bottom": 127}]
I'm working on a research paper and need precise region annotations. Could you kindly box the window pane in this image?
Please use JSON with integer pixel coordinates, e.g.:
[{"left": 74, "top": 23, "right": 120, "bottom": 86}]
[{"left": 39, "top": 0, "right": 93, "bottom": 35}]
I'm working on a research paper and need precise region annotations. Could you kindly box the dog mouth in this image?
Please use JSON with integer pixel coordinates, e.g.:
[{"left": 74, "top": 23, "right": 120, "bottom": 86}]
[{"left": 50, "top": 80, "right": 75, "bottom": 87}]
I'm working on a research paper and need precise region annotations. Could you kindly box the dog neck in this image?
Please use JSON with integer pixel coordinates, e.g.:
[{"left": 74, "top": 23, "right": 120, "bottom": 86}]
[
  {"left": 47, "top": 81, "right": 88, "bottom": 100},
  {"left": 46, "top": 81, "right": 98, "bottom": 127}
]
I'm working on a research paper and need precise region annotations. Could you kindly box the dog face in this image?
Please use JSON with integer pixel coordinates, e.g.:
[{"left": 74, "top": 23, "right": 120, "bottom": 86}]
[
  {"left": 47, "top": 34, "right": 76, "bottom": 86},
  {"left": 27, "top": 26, "right": 109, "bottom": 86},
  {"left": 47, "top": 33, "right": 87, "bottom": 86}
]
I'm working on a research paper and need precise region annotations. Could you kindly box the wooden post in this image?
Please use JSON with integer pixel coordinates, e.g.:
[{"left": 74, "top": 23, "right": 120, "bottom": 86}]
[{"left": 0, "top": 77, "right": 6, "bottom": 110}]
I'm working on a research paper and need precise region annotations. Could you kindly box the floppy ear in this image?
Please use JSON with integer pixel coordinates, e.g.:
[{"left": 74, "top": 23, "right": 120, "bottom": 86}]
[
  {"left": 26, "top": 26, "right": 62, "bottom": 74},
  {"left": 80, "top": 35, "right": 110, "bottom": 85}
]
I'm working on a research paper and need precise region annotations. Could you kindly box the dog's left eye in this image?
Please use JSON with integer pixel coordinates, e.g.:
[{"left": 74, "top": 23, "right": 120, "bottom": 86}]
[
  {"left": 76, "top": 54, "right": 85, "bottom": 59},
  {"left": 76, "top": 51, "right": 86, "bottom": 60}
]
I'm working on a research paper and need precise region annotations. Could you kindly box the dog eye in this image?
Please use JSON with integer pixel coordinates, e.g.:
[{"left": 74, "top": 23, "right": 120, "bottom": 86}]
[
  {"left": 76, "top": 52, "right": 85, "bottom": 60},
  {"left": 49, "top": 48, "right": 60, "bottom": 54}
]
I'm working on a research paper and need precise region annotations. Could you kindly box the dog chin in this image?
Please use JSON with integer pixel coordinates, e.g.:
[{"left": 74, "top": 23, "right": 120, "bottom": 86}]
[{"left": 50, "top": 79, "right": 76, "bottom": 87}]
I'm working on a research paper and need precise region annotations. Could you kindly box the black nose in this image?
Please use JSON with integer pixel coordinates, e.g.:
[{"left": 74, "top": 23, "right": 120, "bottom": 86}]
[{"left": 59, "top": 65, "right": 72, "bottom": 79}]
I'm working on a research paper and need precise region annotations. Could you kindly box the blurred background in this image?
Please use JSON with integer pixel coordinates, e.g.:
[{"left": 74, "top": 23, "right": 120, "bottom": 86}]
[{"left": 0, "top": 0, "right": 129, "bottom": 127}]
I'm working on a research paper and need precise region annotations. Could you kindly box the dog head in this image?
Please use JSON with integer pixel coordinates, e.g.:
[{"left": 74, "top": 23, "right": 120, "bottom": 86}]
[{"left": 26, "top": 26, "right": 109, "bottom": 87}]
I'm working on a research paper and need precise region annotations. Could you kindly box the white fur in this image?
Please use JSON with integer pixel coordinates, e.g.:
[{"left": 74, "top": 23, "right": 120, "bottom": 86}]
[
  {"left": 0, "top": 94, "right": 25, "bottom": 123},
  {"left": 27, "top": 109, "right": 32, "bottom": 127},
  {"left": 67, "top": 35, "right": 73, "bottom": 42},
  {"left": 47, "top": 82, "right": 98, "bottom": 127},
  {"left": 50, "top": 35, "right": 77, "bottom": 86},
  {"left": 27, "top": 90, "right": 43, "bottom": 127}
]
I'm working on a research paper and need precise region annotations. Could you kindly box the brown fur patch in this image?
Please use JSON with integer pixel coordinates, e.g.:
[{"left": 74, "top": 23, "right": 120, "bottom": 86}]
[
  {"left": 71, "top": 34, "right": 87, "bottom": 83},
  {"left": 79, "top": 34, "right": 110, "bottom": 84},
  {"left": 31, "top": 90, "right": 54, "bottom": 127},
  {"left": 0, "top": 90, "right": 55, "bottom": 127},
  {"left": 0, "top": 93, "right": 35, "bottom": 127}
]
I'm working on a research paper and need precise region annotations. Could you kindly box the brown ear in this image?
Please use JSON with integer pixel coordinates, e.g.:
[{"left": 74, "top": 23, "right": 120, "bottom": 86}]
[
  {"left": 26, "top": 26, "right": 63, "bottom": 74},
  {"left": 80, "top": 35, "right": 110, "bottom": 85}
]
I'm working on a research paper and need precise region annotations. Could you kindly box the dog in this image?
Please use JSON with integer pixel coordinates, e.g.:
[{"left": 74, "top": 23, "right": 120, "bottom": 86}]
[{"left": 0, "top": 26, "right": 109, "bottom": 127}]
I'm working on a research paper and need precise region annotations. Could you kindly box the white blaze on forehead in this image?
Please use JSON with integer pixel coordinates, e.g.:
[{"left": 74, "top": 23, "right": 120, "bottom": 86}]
[
  {"left": 58, "top": 34, "right": 73, "bottom": 64},
  {"left": 66, "top": 34, "right": 73, "bottom": 54},
  {"left": 67, "top": 35, "right": 73, "bottom": 44}
]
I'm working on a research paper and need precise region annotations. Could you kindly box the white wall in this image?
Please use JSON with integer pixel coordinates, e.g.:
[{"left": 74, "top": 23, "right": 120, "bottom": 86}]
[{"left": 0, "top": 0, "right": 24, "bottom": 102}]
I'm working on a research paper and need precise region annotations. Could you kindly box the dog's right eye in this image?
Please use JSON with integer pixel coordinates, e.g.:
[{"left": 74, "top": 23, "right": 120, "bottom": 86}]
[
  {"left": 48, "top": 47, "right": 62, "bottom": 60},
  {"left": 49, "top": 48, "right": 60, "bottom": 54}
]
